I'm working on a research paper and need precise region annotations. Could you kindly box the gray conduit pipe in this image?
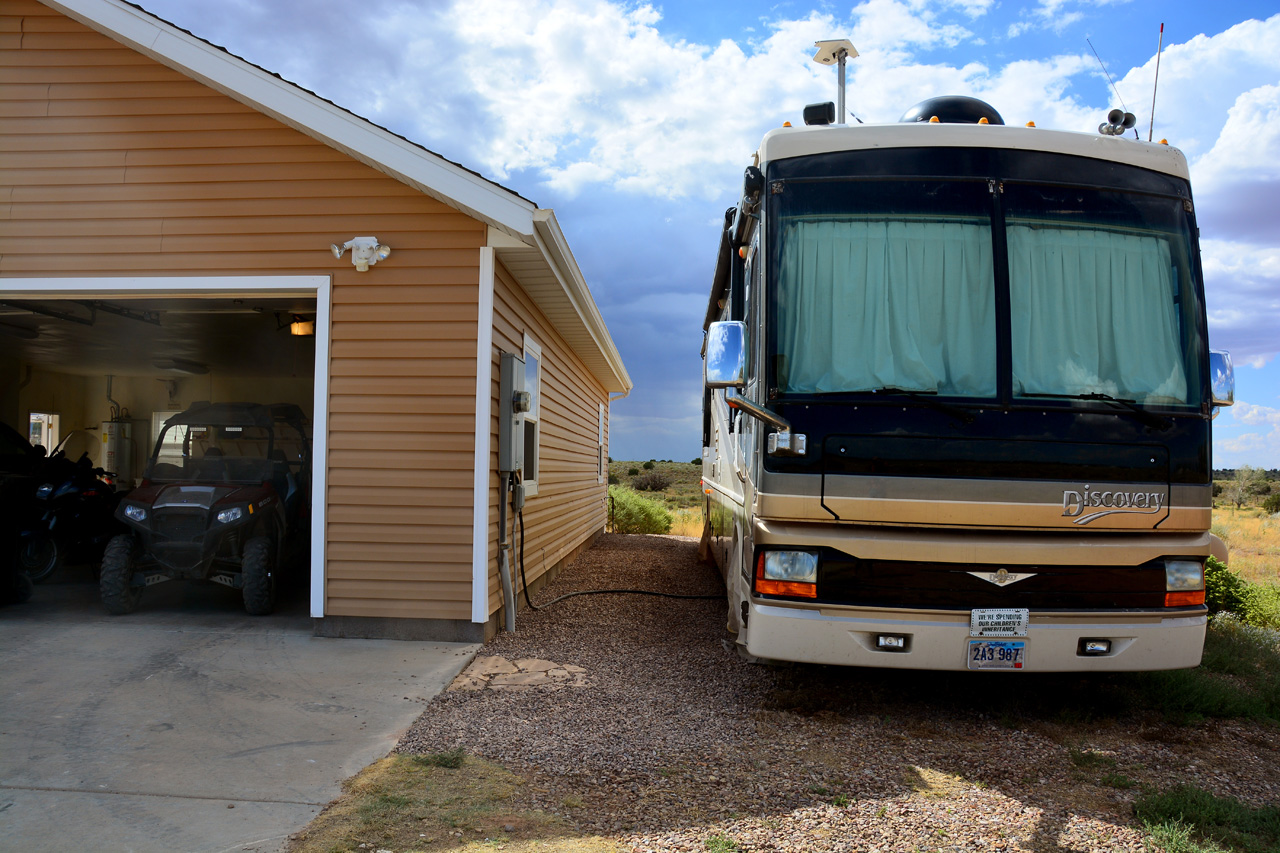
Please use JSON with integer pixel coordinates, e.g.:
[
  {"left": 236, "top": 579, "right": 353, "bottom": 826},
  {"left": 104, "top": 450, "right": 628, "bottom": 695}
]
[{"left": 497, "top": 472, "right": 516, "bottom": 633}]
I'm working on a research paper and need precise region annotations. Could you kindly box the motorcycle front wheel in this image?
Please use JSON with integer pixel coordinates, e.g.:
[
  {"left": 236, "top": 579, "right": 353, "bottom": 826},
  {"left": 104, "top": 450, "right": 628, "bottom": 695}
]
[{"left": 17, "top": 535, "right": 60, "bottom": 583}]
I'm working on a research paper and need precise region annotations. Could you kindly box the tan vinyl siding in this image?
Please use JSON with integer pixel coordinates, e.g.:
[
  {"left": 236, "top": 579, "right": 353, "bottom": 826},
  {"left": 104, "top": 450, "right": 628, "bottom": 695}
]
[
  {"left": 486, "top": 261, "right": 608, "bottom": 616},
  {"left": 2, "top": 0, "right": 484, "bottom": 620}
]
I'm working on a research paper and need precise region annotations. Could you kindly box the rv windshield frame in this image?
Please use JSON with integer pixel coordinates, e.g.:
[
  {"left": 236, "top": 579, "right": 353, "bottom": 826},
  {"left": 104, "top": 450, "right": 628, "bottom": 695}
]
[{"left": 764, "top": 148, "right": 1208, "bottom": 415}]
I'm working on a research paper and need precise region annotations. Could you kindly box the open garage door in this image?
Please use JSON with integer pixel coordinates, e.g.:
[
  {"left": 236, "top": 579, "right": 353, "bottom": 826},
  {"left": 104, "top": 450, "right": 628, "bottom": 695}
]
[{"left": 0, "top": 277, "right": 329, "bottom": 618}]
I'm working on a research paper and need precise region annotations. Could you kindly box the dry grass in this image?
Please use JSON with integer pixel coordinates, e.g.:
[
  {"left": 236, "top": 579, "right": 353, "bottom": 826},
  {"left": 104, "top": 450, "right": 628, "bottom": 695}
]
[
  {"left": 286, "top": 753, "right": 623, "bottom": 853},
  {"left": 1212, "top": 508, "right": 1280, "bottom": 586}
]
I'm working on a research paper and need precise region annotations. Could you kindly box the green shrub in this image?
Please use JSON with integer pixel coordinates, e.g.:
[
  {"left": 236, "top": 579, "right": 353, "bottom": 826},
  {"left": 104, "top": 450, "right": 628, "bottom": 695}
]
[
  {"left": 608, "top": 485, "right": 672, "bottom": 534},
  {"left": 1205, "top": 556, "right": 1251, "bottom": 617},
  {"left": 607, "top": 472, "right": 620, "bottom": 485},
  {"left": 627, "top": 467, "right": 639, "bottom": 476},
  {"left": 1205, "top": 557, "right": 1280, "bottom": 629},
  {"left": 632, "top": 472, "right": 671, "bottom": 492},
  {"left": 1263, "top": 493, "right": 1280, "bottom": 514},
  {"left": 691, "top": 457, "right": 702, "bottom": 465},
  {"left": 642, "top": 460, "right": 655, "bottom": 470}
]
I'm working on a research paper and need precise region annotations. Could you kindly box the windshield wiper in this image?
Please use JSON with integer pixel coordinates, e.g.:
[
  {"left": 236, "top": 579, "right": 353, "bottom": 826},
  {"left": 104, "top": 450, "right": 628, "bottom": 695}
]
[
  {"left": 869, "top": 388, "right": 974, "bottom": 425},
  {"left": 1023, "top": 392, "right": 1172, "bottom": 431}
]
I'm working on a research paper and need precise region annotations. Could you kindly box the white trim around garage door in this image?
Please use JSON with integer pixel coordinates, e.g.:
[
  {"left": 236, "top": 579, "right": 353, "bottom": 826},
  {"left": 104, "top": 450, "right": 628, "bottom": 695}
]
[{"left": 0, "top": 276, "right": 332, "bottom": 617}]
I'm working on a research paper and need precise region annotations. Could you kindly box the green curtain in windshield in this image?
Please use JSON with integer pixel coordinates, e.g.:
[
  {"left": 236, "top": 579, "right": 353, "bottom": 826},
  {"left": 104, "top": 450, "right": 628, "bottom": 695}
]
[
  {"left": 1008, "top": 225, "right": 1188, "bottom": 404},
  {"left": 775, "top": 218, "right": 996, "bottom": 395}
]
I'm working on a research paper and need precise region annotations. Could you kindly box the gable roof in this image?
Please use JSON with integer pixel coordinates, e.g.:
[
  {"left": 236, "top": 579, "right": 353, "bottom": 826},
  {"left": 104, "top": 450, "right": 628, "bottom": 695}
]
[{"left": 41, "top": 0, "right": 631, "bottom": 394}]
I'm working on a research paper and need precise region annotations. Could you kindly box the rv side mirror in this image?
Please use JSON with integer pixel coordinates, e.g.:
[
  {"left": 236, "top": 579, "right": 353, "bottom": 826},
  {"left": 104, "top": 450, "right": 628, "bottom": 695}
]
[
  {"left": 705, "top": 321, "right": 747, "bottom": 389},
  {"left": 1209, "top": 350, "right": 1234, "bottom": 408}
]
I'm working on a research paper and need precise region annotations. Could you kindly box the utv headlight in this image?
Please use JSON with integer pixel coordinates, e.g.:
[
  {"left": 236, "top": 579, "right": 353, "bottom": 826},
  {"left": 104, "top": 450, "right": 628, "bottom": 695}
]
[
  {"left": 216, "top": 507, "right": 243, "bottom": 524},
  {"left": 36, "top": 483, "right": 53, "bottom": 499},
  {"left": 124, "top": 504, "right": 147, "bottom": 522},
  {"left": 1164, "top": 559, "right": 1205, "bottom": 607},
  {"left": 755, "top": 550, "right": 819, "bottom": 598}
]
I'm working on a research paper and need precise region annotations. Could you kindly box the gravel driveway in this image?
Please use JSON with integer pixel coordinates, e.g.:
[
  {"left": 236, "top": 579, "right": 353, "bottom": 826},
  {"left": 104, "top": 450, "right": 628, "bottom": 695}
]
[{"left": 397, "top": 534, "right": 1279, "bottom": 852}]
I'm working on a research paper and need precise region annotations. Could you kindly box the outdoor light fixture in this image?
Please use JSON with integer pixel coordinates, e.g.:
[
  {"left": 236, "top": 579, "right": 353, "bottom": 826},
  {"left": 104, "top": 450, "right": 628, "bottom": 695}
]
[{"left": 330, "top": 236, "right": 391, "bottom": 271}]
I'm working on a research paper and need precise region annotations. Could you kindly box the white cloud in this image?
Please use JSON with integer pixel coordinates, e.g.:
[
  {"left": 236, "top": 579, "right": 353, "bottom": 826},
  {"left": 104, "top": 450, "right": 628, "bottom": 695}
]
[
  {"left": 1005, "top": 0, "right": 1124, "bottom": 37},
  {"left": 1231, "top": 401, "right": 1280, "bottom": 427},
  {"left": 1219, "top": 432, "right": 1269, "bottom": 454}
]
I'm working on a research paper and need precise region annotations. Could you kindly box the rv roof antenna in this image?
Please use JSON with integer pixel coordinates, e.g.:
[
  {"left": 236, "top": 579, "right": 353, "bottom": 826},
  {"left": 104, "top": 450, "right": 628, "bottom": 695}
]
[
  {"left": 1087, "top": 37, "right": 1137, "bottom": 139},
  {"left": 1149, "top": 23, "right": 1165, "bottom": 141},
  {"left": 812, "top": 39, "right": 858, "bottom": 125}
]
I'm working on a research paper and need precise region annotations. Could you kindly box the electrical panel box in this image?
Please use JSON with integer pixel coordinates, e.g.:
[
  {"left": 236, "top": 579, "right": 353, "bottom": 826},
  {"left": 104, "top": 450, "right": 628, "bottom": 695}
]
[{"left": 499, "top": 352, "right": 529, "bottom": 475}]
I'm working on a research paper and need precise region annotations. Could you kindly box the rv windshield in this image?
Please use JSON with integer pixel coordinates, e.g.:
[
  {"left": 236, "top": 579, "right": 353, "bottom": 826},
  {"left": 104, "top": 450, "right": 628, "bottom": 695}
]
[
  {"left": 769, "top": 176, "right": 1204, "bottom": 409},
  {"left": 1005, "top": 183, "right": 1202, "bottom": 407},
  {"left": 772, "top": 179, "right": 997, "bottom": 397}
]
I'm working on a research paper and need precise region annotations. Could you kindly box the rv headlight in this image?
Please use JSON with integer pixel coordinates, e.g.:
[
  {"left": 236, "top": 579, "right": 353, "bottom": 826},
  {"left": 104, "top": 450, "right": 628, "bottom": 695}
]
[
  {"left": 1165, "top": 560, "right": 1204, "bottom": 591},
  {"left": 216, "top": 507, "right": 243, "bottom": 524},
  {"left": 762, "top": 551, "right": 818, "bottom": 584},
  {"left": 124, "top": 504, "right": 147, "bottom": 522},
  {"left": 1164, "top": 559, "right": 1205, "bottom": 607},
  {"left": 755, "top": 551, "right": 819, "bottom": 599}
]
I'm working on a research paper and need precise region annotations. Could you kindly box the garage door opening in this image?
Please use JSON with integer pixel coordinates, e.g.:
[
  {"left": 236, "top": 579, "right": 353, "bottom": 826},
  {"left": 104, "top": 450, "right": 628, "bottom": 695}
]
[{"left": 0, "top": 277, "right": 329, "bottom": 620}]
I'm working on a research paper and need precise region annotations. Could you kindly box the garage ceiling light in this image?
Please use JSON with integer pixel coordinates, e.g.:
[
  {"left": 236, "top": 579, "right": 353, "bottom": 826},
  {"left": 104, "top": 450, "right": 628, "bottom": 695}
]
[
  {"left": 153, "top": 358, "right": 209, "bottom": 375},
  {"left": 330, "top": 236, "right": 391, "bottom": 272}
]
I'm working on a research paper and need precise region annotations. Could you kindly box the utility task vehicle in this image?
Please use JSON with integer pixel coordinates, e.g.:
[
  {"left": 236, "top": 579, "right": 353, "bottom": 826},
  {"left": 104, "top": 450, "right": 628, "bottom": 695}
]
[
  {"left": 701, "top": 82, "right": 1235, "bottom": 671},
  {"left": 102, "top": 402, "right": 311, "bottom": 615}
]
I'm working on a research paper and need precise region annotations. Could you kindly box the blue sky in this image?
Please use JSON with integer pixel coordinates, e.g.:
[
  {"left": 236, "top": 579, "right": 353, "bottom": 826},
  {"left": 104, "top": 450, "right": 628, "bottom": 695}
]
[{"left": 137, "top": 0, "right": 1280, "bottom": 469}]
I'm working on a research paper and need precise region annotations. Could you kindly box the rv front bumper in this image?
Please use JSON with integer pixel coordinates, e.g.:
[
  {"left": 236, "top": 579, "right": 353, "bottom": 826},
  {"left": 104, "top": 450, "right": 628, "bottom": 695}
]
[{"left": 744, "top": 601, "right": 1206, "bottom": 672}]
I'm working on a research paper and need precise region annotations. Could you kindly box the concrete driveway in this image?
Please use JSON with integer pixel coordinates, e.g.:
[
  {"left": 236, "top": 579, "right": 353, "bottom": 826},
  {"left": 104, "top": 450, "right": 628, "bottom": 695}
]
[{"left": 0, "top": 575, "right": 478, "bottom": 853}]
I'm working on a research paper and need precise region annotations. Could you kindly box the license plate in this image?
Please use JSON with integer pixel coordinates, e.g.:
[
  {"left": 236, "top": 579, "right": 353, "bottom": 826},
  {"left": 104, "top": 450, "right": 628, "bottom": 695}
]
[
  {"left": 970, "top": 608, "right": 1029, "bottom": 637},
  {"left": 968, "top": 640, "right": 1026, "bottom": 670}
]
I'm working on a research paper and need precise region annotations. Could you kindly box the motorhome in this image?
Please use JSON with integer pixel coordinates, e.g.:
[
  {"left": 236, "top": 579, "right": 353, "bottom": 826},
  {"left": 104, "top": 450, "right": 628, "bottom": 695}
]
[{"left": 700, "top": 91, "right": 1235, "bottom": 672}]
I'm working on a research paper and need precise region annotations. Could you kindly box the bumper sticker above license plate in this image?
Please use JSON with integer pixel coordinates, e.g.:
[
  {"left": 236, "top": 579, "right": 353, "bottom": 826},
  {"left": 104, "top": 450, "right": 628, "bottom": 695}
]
[
  {"left": 968, "top": 640, "right": 1026, "bottom": 670},
  {"left": 970, "top": 607, "right": 1029, "bottom": 637}
]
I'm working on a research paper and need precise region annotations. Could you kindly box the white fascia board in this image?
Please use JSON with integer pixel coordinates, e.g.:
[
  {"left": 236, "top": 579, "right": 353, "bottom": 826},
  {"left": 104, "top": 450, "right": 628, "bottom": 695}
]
[
  {"left": 758, "top": 123, "right": 1191, "bottom": 180},
  {"left": 46, "top": 0, "right": 538, "bottom": 240},
  {"left": 531, "top": 211, "right": 632, "bottom": 394}
]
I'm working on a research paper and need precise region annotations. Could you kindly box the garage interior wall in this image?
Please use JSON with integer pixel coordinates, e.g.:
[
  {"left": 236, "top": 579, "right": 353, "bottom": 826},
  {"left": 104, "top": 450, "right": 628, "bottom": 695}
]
[
  {"left": 16, "top": 370, "right": 314, "bottom": 484},
  {"left": 485, "top": 260, "right": 609, "bottom": 623},
  {"left": 3, "top": 0, "right": 486, "bottom": 628}
]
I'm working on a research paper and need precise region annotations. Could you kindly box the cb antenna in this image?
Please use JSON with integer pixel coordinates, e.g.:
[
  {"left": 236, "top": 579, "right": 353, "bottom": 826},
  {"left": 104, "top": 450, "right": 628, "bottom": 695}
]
[
  {"left": 1087, "top": 37, "right": 1137, "bottom": 139},
  {"left": 1149, "top": 23, "right": 1165, "bottom": 141}
]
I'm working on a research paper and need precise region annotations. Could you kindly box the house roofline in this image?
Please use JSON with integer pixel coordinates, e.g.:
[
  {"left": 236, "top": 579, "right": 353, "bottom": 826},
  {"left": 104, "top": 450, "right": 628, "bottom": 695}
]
[{"left": 40, "top": 0, "right": 630, "bottom": 391}]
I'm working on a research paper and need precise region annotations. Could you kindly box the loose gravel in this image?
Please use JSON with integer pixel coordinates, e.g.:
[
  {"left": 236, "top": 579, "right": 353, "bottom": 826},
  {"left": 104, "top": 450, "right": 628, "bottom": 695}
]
[{"left": 397, "top": 534, "right": 1280, "bottom": 852}]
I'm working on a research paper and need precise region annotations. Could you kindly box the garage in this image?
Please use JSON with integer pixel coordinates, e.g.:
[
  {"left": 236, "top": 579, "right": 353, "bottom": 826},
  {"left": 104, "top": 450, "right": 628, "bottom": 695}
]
[
  {"left": 0, "top": 281, "right": 327, "bottom": 612},
  {"left": 2, "top": 0, "right": 630, "bottom": 640}
]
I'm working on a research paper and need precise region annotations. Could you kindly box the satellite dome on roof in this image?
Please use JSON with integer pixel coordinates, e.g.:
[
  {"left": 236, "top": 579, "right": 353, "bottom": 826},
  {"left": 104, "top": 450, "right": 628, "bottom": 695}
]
[{"left": 899, "top": 96, "right": 1004, "bottom": 125}]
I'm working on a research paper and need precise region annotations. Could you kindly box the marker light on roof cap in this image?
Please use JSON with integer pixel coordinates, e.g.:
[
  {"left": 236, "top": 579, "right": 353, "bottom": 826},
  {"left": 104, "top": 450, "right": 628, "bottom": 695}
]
[{"left": 929, "top": 116, "right": 940, "bottom": 123}]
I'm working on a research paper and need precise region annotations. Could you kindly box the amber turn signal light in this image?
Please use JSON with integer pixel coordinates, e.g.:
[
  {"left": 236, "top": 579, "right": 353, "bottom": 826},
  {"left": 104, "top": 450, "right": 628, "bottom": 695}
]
[{"left": 1164, "top": 590, "right": 1205, "bottom": 607}]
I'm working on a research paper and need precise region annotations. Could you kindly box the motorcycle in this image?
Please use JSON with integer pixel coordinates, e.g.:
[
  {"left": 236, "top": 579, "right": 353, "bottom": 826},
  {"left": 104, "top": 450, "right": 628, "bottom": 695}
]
[{"left": 17, "top": 451, "right": 127, "bottom": 583}]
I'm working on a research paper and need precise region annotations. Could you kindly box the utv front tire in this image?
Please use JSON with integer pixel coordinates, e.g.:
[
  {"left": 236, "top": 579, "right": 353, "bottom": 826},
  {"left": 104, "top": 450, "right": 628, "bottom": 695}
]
[
  {"left": 100, "top": 534, "right": 142, "bottom": 615},
  {"left": 242, "top": 536, "right": 276, "bottom": 616}
]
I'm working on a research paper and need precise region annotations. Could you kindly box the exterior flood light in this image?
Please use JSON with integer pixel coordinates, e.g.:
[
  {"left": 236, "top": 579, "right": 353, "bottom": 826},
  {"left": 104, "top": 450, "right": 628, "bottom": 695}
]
[
  {"left": 331, "top": 236, "right": 391, "bottom": 271},
  {"left": 1081, "top": 639, "right": 1112, "bottom": 655},
  {"left": 876, "top": 634, "right": 907, "bottom": 651}
]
